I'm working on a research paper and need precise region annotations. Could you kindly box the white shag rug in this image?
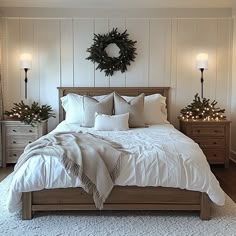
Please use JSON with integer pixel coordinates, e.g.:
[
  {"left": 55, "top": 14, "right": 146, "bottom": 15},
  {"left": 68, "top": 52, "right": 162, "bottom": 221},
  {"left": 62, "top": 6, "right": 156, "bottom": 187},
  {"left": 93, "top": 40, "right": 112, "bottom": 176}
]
[{"left": 0, "top": 175, "right": 236, "bottom": 236}]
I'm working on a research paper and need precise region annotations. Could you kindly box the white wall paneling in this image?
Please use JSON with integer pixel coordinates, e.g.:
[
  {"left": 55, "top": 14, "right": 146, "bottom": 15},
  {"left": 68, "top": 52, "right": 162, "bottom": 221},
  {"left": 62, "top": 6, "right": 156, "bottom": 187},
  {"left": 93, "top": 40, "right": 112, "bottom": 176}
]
[
  {"left": 216, "top": 19, "right": 232, "bottom": 119},
  {"left": 60, "top": 19, "right": 73, "bottom": 87},
  {"left": 195, "top": 19, "right": 217, "bottom": 102},
  {"left": 19, "top": 19, "right": 34, "bottom": 101},
  {"left": 175, "top": 19, "right": 198, "bottom": 124},
  {"left": 36, "top": 19, "right": 60, "bottom": 129},
  {"left": 5, "top": 19, "right": 20, "bottom": 110},
  {"left": 169, "top": 19, "right": 178, "bottom": 127},
  {"left": 73, "top": 19, "right": 95, "bottom": 87},
  {"left": 149, "top": 19, "right": 172, "bottom": 87},
  {"left": 1, "top": 17, "right": 233, "bottom": 142},
  {"left": 125, "top": 19, "right": 149, "bottom": 87},
  {"left": 94, "top": 19, "right": 109, "bottom": 87},
  {"left": 231, "top": 15, "right": 236, "bottom": 156},
  {"left": 0, "top": 20, "right": 3, "bottom": 166},
  {"left": 174, "top": 19, "right": 232, "bottom": 128},
  {"left": 0, "top": 7, "right": 232, "bottom": 19}
]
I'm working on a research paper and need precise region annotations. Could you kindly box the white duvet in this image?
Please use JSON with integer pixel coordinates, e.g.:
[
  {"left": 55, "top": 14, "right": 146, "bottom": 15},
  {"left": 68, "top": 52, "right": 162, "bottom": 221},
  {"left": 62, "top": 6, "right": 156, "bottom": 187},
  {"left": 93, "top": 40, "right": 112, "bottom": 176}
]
[{"left": 7, "top": 122, "right": 225, "bottom": 213}]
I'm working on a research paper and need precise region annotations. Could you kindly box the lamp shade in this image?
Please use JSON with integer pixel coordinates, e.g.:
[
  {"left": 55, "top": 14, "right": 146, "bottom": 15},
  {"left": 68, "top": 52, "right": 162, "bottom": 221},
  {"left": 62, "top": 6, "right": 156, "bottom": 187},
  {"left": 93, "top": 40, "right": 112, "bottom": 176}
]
[
  {"left": 20, "top": 53, "right": 32, "bottom": 69},
  {"left": 196, "top": 53, "right": 208, "bottom": 70}
]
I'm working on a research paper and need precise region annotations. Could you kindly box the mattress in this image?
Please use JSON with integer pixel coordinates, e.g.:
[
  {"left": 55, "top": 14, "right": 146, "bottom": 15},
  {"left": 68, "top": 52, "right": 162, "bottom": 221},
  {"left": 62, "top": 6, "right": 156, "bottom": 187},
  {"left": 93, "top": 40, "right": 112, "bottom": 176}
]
[{"left": 7, "top": 121, "right": 225, "bottom": 213}]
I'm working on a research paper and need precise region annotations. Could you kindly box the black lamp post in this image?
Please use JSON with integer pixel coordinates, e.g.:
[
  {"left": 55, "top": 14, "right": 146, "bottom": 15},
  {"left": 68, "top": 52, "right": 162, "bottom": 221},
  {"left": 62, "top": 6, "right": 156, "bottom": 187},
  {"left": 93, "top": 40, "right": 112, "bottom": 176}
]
[
  {"left": 24, "top": 68, "right": 29, "bottom": 99},
  {"left": 200, "top": 68, "right": 204, "bottom": 99},
  {"left": 20, "top": 53, "right": 32, "bottom": 99},
  {"left": 196, "top": 53, "right": 208, "bottom": 99}
]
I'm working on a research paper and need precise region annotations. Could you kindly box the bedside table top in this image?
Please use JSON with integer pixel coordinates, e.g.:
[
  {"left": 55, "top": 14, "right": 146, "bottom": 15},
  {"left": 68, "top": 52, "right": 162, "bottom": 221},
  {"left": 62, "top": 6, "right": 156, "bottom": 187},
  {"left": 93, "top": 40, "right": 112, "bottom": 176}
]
[
  {"left": 1, "top": 119, "right": 48, "bottom": 125},
  {"left": 179, "top": 119, "right": 231, "bottom": 124}
]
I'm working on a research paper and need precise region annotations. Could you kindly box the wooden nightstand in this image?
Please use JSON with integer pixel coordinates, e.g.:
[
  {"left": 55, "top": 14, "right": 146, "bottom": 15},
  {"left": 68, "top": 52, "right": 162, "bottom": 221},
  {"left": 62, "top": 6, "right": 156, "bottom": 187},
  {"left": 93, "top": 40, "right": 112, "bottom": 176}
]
[
  {"left": 179, "top": 120, "right": 231, "bottom": 168},
  {"left": 1, "top": 120, "right": 48, "bottom": 167}
]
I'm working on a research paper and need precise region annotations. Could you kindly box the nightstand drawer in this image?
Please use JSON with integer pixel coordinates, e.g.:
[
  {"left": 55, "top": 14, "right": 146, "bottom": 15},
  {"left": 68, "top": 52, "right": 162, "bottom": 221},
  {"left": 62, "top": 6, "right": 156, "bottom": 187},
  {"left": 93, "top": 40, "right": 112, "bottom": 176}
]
[
  {"left": 7, "top": 135, "right": 37, "bottom": 148},
  {"left": 179, "top": 120, "right": 230, "bottom": 168},
  {"left": 202, "top": 149, "right": 226, "bottom": 164},
  {"left": 192, "top": 126, "right": 224, "bottom": 136},
  {"left": 6, "top": 125, "right": 38, "bottom": 135},
  {"left": 193, "top": 137, "right": 225, "bottom": 148},
  {"left": 1, "top": 120, "right": 48, "bottom": 167},
  {"left": 6, "top": 149, "right": 24, "bottom": 163}
]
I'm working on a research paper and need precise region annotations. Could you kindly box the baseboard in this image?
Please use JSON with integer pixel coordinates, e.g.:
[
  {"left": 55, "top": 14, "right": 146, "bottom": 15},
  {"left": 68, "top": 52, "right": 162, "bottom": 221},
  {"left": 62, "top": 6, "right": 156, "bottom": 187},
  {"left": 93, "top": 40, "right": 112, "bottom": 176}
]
[{"left": 230, "top": 151, "right": 236, "bottom": 163}]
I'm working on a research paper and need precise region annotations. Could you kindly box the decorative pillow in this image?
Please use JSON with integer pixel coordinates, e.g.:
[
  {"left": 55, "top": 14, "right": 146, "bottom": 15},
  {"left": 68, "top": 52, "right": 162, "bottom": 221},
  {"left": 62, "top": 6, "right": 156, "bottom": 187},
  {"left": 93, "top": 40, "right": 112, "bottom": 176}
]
[
  {"left": 94, "top": 112, "right": 129, "bottom": 131},
  {"left": 114, "top": 92, "right": 145, "bottom": 128},
  {"left": 60, "top": 93, "right": 111, "bottom": 125},
  {"left": 144, "top": 94, "right": 169, "bottom": 125},
  {"left": 82, "top": 93, "right": 114, "bottom": 127},
  {"left": 61, "top": 93, "right": 83, "bottom": 124},
  {"left": 122, "top": 94, "right": 169, "bottom": 125}
]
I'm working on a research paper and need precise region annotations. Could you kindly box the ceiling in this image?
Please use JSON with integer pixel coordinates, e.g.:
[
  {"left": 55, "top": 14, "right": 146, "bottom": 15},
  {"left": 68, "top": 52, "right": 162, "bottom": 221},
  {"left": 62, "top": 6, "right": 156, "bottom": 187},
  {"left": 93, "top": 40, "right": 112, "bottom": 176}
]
[{"left": 0, "top": 0, "right": 233, "bottom": 8}]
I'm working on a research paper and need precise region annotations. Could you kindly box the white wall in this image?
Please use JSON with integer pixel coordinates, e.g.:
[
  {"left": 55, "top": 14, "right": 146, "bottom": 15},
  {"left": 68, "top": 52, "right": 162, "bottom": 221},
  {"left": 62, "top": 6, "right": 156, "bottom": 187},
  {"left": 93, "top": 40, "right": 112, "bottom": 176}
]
[
  {"left": 231, "top": 12, "right": 236, "bottom": 160},
  {"left": 1, "top": 16, "right": 233, "bottom": 147}
]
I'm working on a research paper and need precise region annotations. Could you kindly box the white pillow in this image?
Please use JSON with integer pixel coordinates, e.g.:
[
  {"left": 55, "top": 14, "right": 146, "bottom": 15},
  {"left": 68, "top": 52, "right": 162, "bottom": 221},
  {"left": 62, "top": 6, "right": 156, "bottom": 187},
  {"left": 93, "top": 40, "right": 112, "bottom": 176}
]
[
  {"left": 122, "top": 94, "right": 169, "bottom": 125},
  {"left": 61, "top": 93, "right": 83, "bottom": 124},
  {"left": 94, "top": 112, "right": 129, "bottom": 131},
  {"left": 61, "top": 93, "right": 109, "bottom": 125}
]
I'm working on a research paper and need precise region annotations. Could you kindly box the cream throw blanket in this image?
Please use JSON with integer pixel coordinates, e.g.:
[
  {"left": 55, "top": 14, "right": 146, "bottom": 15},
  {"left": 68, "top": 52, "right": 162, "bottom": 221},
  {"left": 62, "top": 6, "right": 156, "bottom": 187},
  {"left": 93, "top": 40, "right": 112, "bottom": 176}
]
[{"left": 14, "top": 132, "right": 128, "bottom": 209}]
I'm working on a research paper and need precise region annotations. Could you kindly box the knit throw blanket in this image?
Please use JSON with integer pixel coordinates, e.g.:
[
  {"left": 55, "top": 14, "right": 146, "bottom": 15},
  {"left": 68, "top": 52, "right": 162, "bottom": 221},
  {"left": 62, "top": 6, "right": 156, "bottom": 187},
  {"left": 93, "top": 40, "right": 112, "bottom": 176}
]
[{"left": 14, "top": 132, "right": 128, "bottom": 209}]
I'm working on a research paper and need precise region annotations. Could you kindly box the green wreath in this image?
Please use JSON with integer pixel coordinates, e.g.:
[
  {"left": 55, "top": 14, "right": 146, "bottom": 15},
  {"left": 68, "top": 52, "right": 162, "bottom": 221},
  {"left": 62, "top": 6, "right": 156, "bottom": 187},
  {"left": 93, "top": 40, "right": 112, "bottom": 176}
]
[{"left": 86, "top": 28, "right": 137, "bottom": 76}]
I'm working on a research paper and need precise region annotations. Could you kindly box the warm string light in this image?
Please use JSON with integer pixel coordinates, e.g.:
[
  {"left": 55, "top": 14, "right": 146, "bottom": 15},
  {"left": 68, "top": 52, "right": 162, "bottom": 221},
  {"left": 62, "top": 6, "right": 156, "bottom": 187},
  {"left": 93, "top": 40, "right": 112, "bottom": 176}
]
[
  {"left": 179, "top": 94, "right": 226, "bottom": 121},
  {"left": 5, "top": 101, "right": 56, "bottom": 126}
]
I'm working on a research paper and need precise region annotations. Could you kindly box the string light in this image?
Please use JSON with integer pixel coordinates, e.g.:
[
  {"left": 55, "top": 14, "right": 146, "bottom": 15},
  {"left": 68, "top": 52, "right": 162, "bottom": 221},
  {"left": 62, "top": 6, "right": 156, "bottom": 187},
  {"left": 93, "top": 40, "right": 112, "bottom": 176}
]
[{"left": 179, "top": 93, "right": 226, "bottom": 121}]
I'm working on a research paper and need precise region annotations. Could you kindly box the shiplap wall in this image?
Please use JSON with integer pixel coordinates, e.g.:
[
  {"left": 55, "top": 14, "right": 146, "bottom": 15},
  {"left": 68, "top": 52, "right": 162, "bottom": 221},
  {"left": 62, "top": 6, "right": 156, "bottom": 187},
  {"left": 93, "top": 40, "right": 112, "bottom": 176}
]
[
  {"left": 231, "top": 15, "right": 236, "bottom": 160},
  {"left": 1, "top": 18, "right": 232, "bottom": 138}
]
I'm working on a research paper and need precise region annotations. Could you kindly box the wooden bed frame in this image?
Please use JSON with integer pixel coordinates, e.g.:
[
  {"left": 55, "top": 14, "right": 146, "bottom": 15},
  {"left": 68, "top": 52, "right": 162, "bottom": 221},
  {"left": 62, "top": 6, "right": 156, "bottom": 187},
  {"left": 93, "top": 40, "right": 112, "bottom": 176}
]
[{"left": 22, "top": 87, "right": 210, "bottom": 220}]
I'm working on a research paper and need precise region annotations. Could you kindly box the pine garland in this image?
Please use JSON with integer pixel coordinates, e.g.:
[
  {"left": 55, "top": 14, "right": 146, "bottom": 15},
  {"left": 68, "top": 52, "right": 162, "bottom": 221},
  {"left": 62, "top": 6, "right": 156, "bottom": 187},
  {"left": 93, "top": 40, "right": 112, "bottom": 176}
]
[
  {"left": 5, "top": 101, "right": 56, "bottom": 126},
  {"left": 86, "top": 28, "right": 137, "bottom": 76},
  {"left": 179, "top": 94, "right": 226, "bottom": 121}
]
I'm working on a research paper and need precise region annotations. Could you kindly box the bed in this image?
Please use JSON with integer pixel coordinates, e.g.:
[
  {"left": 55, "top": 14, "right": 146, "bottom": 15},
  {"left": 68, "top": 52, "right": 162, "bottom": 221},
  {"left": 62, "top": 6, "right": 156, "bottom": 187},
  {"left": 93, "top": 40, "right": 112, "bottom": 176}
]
[{"left": 8, "top": 87, "right": 224, "bottom": 220}]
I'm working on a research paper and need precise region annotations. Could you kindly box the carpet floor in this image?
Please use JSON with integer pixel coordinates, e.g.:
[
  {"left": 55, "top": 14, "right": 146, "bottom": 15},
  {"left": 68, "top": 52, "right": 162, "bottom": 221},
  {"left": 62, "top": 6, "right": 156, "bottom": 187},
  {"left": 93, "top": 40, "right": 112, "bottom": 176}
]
[{"left": 0, "top": 175, "right": 236, "bottom": 236}]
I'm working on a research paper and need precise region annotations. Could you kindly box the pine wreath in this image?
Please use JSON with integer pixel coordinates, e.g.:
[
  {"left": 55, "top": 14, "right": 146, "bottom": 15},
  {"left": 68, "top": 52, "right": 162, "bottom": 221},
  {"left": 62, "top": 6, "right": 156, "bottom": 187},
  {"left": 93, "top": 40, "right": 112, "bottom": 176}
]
[{"left": 86, "top": 28, "right": 137, "bottom": 76}]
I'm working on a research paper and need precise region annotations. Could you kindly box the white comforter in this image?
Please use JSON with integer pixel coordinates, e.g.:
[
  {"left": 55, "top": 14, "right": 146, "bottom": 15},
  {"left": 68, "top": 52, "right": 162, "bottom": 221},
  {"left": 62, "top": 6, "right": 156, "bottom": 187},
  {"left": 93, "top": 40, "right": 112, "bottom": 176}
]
[{"left": 8, "top": 122, "right": 225, "bottom": 212}]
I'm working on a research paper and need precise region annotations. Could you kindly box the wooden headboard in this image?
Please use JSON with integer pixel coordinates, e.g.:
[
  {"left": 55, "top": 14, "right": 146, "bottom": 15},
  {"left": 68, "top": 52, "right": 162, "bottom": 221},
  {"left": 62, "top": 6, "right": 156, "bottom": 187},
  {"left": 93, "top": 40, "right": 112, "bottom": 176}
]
[{"left": 57, "top": 87, "right": 170, "bottom": 122}]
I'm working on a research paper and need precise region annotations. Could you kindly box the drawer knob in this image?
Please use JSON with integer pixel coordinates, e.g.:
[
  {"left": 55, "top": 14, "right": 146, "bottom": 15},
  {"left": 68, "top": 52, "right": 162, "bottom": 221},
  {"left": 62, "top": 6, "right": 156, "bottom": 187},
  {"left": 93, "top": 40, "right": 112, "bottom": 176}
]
[
  {"left": 13, "top": 129, "right": 16, "bottom": 132},
  {"left": 13, "top": 141, "right": 16, "bottom": 144},
  {"left": 214, "top": 154, "right": 217, "bottom": 157},
  {"left": 197, "top": 130, "right": 200, "bottom": 133},
  {"left": 29, "top": 141, "right": 32, "bottom": 143},
  {"left": 214, "top": 130, "right": 218, "bottom": 133},
  {"left": 213, "top": 142, "right": 217, "bottom": 144},
  {"left": 29, "top": 130, "right": 33, "bottom": 133},
  {"left": 13, "top": 154, "right": 17, "bottom": 157}
]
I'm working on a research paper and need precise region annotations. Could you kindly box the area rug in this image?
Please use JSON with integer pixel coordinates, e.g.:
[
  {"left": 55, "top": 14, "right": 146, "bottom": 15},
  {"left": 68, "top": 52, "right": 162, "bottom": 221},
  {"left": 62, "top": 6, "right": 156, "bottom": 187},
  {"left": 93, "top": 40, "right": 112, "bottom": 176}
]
[{"left": 0, "top": 175, "right": 236, "bottom": 236}]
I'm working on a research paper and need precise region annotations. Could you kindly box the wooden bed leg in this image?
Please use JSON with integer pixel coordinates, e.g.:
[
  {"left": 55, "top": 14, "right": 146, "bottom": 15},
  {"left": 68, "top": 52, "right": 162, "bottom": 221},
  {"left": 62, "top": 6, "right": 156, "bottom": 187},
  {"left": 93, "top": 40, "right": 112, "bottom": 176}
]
[
  {"left": 22, "top": 192, "right": 32, "bottom": 220},
  {"left": 200, "top": 193, "right": 210, "bottom": 220}
]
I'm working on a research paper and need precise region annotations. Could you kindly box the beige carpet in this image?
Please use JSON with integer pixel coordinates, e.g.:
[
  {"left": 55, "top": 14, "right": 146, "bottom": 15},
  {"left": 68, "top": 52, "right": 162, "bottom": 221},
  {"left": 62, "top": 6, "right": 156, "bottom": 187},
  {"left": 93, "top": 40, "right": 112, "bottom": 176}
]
[{"left": 0, "top": 175, "right": 236, "bottom": 236}]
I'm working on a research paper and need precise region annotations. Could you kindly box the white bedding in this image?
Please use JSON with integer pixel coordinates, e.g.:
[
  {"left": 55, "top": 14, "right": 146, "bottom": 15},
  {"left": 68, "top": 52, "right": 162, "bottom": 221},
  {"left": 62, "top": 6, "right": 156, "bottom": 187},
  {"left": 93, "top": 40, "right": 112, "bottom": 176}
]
[{"left": 7, "top": 122, "right": 225, "bottom": 213}]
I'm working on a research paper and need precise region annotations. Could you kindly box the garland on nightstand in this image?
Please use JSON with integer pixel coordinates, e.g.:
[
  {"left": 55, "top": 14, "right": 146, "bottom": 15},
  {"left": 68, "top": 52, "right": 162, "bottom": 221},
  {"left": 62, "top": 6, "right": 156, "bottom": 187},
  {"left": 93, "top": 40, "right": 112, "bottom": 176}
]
[
  {"left": 5, "top": 101, "right": 56, "bottom": 126},
  {"left": 86, "top": 28, "right": 137, "bottom": 76},
  {"left": 179, "top": 94, "right": 226, "bottom": 121}
]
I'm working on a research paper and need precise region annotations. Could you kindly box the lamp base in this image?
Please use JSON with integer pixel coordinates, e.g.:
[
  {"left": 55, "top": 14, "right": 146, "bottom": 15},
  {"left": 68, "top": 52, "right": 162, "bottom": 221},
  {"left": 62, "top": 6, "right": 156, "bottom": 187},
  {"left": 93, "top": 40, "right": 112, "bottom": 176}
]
[
  {"left": 24, "top": 68, "right": 28, "bottom": 99},
  {"left": 200, "top": 68, "right": 204, "bottom": 99}
]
